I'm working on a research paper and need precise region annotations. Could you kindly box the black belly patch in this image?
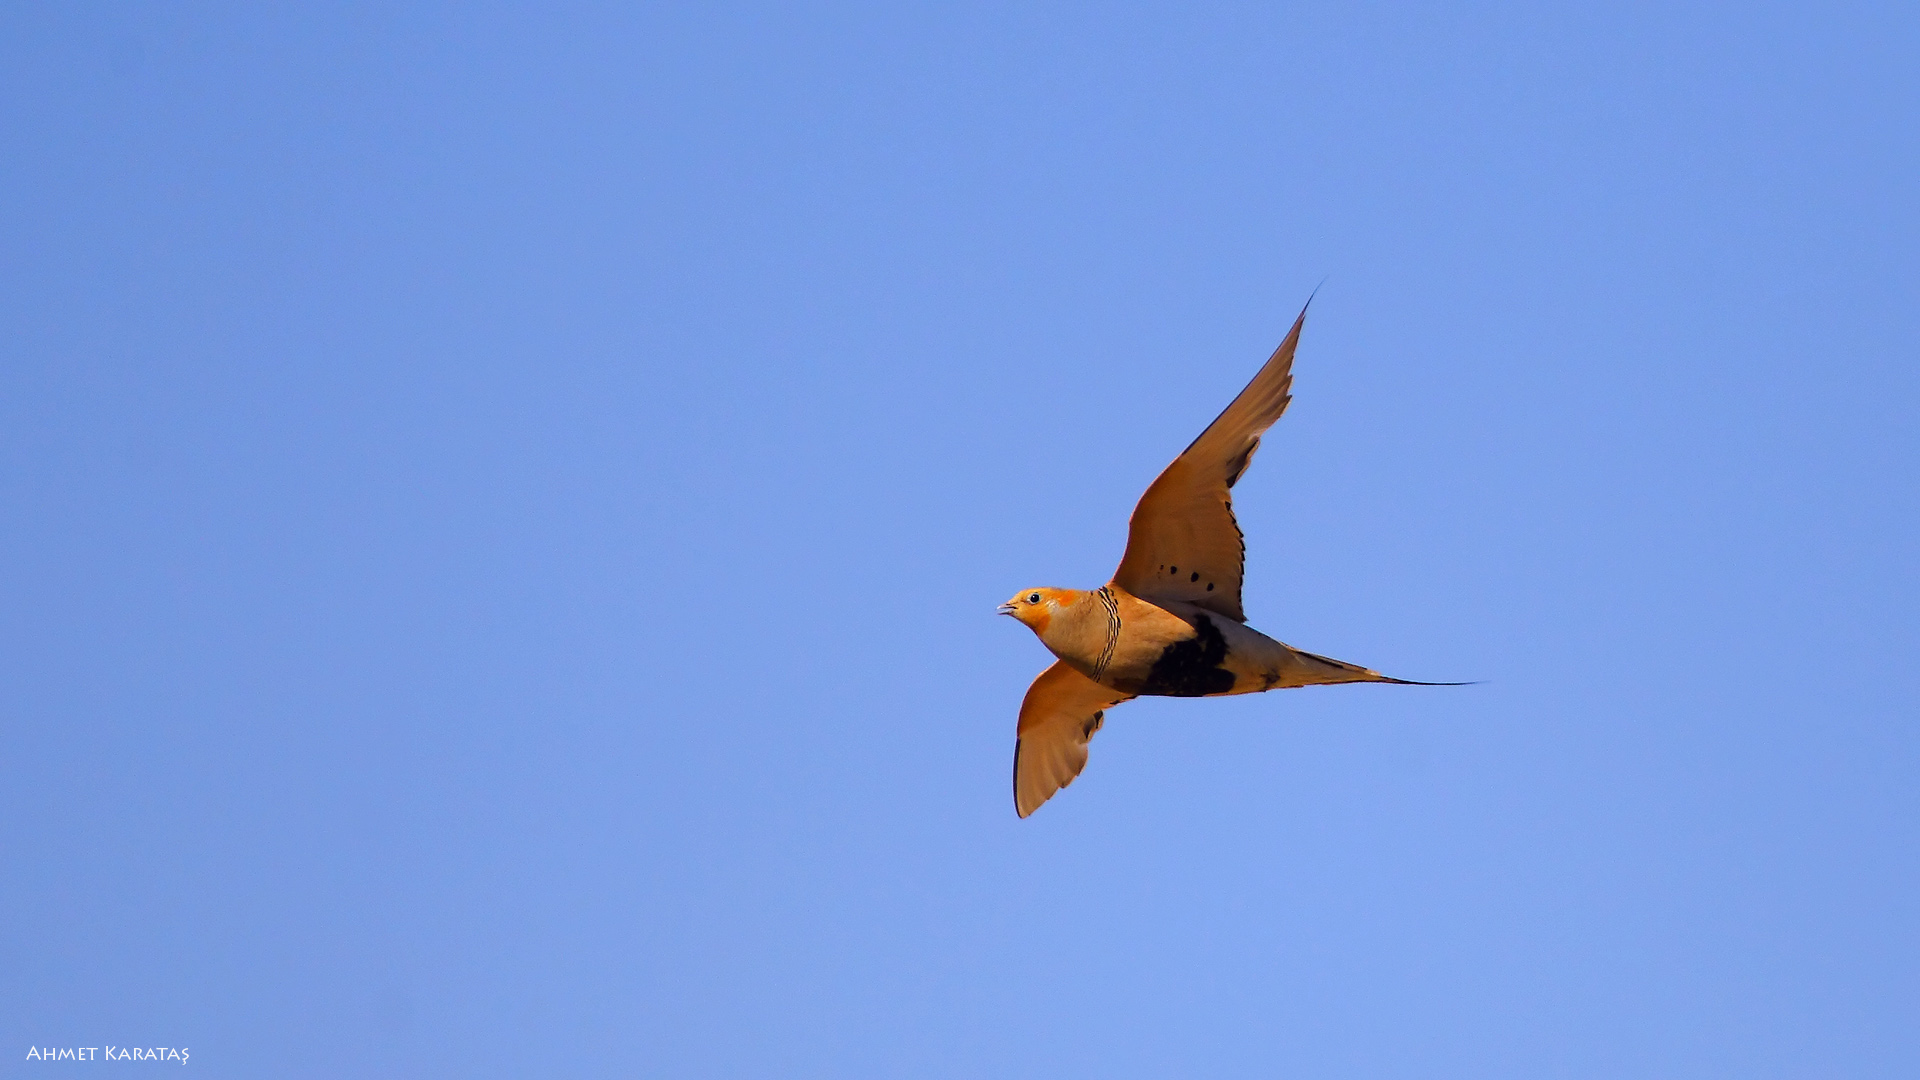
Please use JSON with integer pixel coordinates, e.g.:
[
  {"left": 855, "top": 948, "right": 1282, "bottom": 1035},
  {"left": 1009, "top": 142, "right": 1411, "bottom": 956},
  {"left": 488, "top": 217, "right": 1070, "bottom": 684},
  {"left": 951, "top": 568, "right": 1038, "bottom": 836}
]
[{"left": 1139, "top": 614, "right": 1236, "bottom": 697}]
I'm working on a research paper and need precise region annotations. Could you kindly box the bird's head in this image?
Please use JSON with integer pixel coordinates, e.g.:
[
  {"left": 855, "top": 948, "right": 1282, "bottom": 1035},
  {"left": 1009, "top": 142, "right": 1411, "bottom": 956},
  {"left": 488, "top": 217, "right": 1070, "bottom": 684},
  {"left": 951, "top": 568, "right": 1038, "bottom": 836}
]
[{"left": 997, "top": 588, "right": 1084, "bottom": 636}]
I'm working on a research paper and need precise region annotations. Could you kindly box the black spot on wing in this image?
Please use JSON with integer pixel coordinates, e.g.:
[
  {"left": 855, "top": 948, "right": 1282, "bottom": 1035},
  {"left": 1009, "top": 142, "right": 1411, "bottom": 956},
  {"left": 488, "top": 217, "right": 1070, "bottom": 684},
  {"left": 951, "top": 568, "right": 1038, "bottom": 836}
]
[
  {"left": 1082, "top": 711, "right": 1104, "bottom": 738},
  {"left": 1190, "top": 571, "right": 1200, "bottom": 582},
  {"left": 1139, "top": 615, "right": 1237, "bottom": 697}
]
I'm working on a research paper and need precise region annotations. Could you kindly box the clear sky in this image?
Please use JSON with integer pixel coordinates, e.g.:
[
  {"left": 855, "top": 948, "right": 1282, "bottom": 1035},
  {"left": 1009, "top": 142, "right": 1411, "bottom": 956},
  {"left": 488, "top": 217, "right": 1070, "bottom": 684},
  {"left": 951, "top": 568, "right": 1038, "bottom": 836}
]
[{"left": 4, "top": 3, "right": 1917, "bottom": 1076}]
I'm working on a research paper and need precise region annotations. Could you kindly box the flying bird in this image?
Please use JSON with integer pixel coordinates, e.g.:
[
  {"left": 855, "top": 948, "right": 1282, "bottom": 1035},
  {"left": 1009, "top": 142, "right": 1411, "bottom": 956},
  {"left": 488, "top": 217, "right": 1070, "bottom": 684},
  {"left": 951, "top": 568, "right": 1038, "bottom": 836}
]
[{"left": 1000, "top": 301, "right": 1459, "bottom": 817}]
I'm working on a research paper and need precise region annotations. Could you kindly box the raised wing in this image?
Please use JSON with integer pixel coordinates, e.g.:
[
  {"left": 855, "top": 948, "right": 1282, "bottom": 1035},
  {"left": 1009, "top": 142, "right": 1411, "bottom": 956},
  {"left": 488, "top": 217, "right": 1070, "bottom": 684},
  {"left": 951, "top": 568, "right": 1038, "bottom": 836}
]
[
  {"left": 1013, "top": 661, "right": 1134, "bottom": 818},
  {"left": 1111, "top": 304, "right": 1306, "bottom": 622}
]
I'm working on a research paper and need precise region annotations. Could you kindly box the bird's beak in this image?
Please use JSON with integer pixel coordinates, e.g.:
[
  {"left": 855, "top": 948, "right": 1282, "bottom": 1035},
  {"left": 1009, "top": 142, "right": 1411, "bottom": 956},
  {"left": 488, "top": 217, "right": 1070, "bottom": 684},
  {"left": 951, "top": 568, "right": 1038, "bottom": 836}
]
[{"left": 996, "top": 602, "right": 1018, "bottom": 616}]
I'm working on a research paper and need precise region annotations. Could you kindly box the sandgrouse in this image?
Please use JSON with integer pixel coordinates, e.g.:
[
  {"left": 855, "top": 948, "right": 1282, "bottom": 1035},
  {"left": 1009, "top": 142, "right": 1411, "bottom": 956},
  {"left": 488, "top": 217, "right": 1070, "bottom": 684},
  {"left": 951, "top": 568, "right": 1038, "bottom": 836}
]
[{"left": 1001, "top": 302, "right": 1458, "bottom": 817}]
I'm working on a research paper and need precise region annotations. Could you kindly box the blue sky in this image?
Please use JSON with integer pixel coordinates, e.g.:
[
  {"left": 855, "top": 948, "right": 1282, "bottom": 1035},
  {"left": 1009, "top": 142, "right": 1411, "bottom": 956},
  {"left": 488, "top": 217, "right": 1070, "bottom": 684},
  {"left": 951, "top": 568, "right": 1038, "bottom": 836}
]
[{"left": 4, "top": 3, "right": 1917, "bottom": 1076}]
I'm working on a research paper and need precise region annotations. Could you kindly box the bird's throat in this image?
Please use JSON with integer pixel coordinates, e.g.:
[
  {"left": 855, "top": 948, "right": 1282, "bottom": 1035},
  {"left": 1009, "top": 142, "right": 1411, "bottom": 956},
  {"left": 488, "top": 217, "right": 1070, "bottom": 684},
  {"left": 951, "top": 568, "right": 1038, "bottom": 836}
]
[{"left": 1033, "top": 595, "right": 1112, "bottom": 675}]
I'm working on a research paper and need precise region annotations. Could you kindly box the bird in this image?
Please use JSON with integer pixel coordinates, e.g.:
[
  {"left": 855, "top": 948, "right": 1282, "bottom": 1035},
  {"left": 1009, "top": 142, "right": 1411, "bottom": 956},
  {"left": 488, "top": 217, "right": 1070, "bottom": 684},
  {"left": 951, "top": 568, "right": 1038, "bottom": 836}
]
[{"left": 999, "top": 300, "right": 1461, "bottom": 817}]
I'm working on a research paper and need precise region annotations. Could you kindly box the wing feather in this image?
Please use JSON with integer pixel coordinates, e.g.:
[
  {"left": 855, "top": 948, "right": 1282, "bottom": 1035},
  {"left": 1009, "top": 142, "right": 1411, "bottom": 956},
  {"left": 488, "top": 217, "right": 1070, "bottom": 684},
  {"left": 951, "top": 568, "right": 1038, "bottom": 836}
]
[
  {"left": 1111, "top": 304, "right": 1307, "bottom": 622},
  {"left": 1013, "top": 662, "right": 1133, "bottom": 818}
]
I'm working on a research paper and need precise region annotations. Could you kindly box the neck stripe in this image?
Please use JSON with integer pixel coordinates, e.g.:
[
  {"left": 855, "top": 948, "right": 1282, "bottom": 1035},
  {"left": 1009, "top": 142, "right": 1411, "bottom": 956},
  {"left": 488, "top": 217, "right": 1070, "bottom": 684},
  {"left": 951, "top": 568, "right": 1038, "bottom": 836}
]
[{"left": 1092, "top": 586, "right": 1122, "bottom": 680}]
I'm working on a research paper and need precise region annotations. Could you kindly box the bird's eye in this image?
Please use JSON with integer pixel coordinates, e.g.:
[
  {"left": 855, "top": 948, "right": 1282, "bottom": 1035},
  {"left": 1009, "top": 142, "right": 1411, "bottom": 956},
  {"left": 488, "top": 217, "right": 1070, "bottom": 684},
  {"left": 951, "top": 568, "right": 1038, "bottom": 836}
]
[{"left": 1028, "top": 593, "right": 1041, "bottom": 604}]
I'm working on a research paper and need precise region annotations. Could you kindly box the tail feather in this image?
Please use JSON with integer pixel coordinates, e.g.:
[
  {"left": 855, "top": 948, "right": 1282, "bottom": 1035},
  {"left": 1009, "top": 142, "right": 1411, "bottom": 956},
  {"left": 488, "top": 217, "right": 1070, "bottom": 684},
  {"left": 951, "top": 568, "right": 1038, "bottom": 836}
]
[{"left": 1284, "top": 648, "right": 1475, "bottom": 688}]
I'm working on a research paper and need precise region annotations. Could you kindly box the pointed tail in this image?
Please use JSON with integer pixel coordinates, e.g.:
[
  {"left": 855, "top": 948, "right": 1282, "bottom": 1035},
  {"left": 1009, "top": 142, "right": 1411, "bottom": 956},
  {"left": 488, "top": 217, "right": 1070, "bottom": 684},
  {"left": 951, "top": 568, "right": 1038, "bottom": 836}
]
[{"left": 1282, "top": 647, "right": 1477, "bottom": 688}]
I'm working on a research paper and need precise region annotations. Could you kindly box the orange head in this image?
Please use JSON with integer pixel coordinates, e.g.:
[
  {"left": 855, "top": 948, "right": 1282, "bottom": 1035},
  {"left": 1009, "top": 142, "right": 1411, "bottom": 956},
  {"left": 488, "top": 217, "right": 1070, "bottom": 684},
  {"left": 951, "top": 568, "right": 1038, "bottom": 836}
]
[{"left": 997, "top": 587, "right": 1085, "bottom": 637}]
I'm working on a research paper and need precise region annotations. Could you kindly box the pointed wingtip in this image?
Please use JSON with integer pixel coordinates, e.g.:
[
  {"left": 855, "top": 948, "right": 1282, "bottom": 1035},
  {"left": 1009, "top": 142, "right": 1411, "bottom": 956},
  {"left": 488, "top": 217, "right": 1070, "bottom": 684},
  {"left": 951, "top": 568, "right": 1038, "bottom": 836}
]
[
  {"left": 1377, "top": 677, "right": 1482, "bottom": 686},
  {"left": 1298, "top": 278, "right": 1326, "bottom": 320},
  {"left": 1283, "top": 282, "right": 1323, "bottom": 337},
  {"left": 1012, "top": 746, "right": 1038, "bottom": 818}
]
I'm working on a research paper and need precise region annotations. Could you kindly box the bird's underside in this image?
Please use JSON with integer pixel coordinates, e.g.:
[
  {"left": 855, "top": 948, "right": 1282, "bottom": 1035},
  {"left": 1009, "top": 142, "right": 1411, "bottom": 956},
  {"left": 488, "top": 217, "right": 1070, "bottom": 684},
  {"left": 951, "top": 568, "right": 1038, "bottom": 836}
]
[
  {"left": 1002, "top": 300, "right": 1461, "bottom": 818},
  {"left": 1076, "top": 588, "right": 1409, "bottom": 698}
]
